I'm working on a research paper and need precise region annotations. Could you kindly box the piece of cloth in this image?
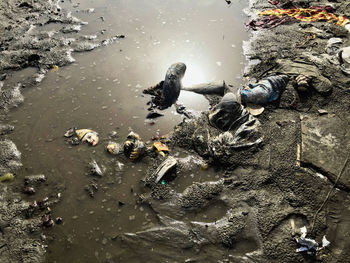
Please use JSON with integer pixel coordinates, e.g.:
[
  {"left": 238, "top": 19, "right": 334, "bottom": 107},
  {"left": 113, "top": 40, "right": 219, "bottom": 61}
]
[{"left": 258, "top": 6, "right": 349, "bottom": 27}]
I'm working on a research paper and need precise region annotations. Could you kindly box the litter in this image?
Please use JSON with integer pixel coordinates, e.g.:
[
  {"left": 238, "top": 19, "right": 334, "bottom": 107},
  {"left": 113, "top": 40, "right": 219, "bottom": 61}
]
[
  {"left": 209, "top": 92, "right": 248, "bottom": 131},
  {"left": 64, "top": 127, "right": 76, "bottom": 138},
  {"left": 76, "top": 129, "right": 99, "bottom": 146},
  {"left": 24, "top": 174, "right": 46, "bottom": 185},
  {"left": 295, "top": 226, "right": 330, "bottom": 254},
  {"left": 182, "top": 81, "right": 228, "bottom": 96},
  {"left": 152, "top": 141, "right": 169, "bottom": 157},
  {"left": 154, "top": 156, "right": 177, "bottom": 183},
  {"left": 339, "top": 46, "right": 350, "bottom": 75},
  {"left": 89, "top": 160, "right": 103, "bottom": 177},
  {"left": 241, "top": 75, "right": 289, "bottom": 105},
  {"left": 123, "top": 131, "right": 145, "bottom": 162},
  {"left": 146, "top": 112, "right": 164, "bottom": 119},
  {"left": 0, "top": 173, "right": 14, "bottom": 182},
  {"left": 106, "top": 142, "right": 122, "bottom": 155}
]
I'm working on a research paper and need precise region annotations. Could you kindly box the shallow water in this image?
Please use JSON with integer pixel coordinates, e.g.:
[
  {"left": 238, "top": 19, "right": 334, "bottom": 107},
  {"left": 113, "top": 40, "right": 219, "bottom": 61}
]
[{"left": 7, "top": 0, "right": 249, "bottom": 262}]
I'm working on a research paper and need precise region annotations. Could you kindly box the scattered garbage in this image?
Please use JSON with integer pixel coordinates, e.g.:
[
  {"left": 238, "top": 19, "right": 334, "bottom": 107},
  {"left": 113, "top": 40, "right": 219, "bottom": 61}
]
[
  {"left": 182, "top": 81, "right": 228, "bottom": 96},
  {"left": 152, "top": 141, "right": 169, "bottom": 157},
  {"left": 209, "top": 92, "right": 248, "bottom": 131},
  {"left": 241, "top": 75, "right": 289, "bottom": 105},
  {"left": 89, "top": 160, "right": 103, "bottom": 177},
  {"left": 123, "top": 131, "right": 145, "bottom": 162},
  {"left": 143, "top": 62, "right": 186, "bottom": 110},
  {"left": 295, "top": 226, "right": 330, "bottom": 254},
  {"left": 106, "top": 142, "right": 122, "bottom": 155},
  {"left": 154, "top": 156, "right": 178, "bottom": 183},
  {"left": 0, "top": 173, "right": 14, "bottom": 182}
]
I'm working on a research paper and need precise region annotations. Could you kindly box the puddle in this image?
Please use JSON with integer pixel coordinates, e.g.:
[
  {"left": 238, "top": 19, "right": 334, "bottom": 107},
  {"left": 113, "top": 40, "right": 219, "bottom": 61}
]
[{"left": 6, "top": 0, "right": 249, "bottom": 262}]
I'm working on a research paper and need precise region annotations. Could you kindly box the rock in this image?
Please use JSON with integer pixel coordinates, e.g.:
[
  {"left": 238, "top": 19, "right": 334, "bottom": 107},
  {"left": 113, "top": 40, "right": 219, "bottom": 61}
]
[{"left": 301, "top": 114, "right": 350, "bottom": 189}]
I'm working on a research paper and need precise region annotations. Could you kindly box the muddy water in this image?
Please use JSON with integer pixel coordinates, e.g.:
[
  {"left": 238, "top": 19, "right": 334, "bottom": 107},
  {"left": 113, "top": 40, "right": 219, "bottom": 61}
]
[{"left": 7, "top": 0, "right": 248, "bottom": 262}]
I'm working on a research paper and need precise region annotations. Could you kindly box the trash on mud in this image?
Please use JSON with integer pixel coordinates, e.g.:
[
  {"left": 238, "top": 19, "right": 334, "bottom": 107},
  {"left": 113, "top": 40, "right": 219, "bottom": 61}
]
[
  {"left": 152, "top": 141, "right": 169, "bottom": 157},
  {"left": 123, "top": 131, "right": 145, "bottom": 162},
  {"left": 107, "top": 142, "right": 122, "bottom": 155},
  {"left": 76, "top": 129, "right": 99, "bottom": 146},
  {"left": 209, "top": 92, "right": 248, "bottom": 131},
  {"left": 42, "top": 214, "right": 54, "bottom": 228},
  {"left": 154, "top": 156, "right": 177, "bottom": 183},
  {"left": 52, "top": 65, "right": 59, "bottom": 71},
  {"left": 89, "top": 160, "right": 104, "bottom": 177},
  {"left": 0, "top": 173, "right": 14, "bottom": 182},
  {"left": 246, "top": 103, "right": 264, "bottom": 116},
  {"left": 143, "top": 62, "right": 186, "bottom": 110},
  {"left": 295, "top": 226, "right": 330, "bottom": 254},
  {"left": 240, "top": 75, "right": 289, "bottom": 105},
  {"left": 85, "top": 182, "right": 98, "bottom": 198},
  {"left": 182, "top": 81, "right": 228, "bottom": 96}
]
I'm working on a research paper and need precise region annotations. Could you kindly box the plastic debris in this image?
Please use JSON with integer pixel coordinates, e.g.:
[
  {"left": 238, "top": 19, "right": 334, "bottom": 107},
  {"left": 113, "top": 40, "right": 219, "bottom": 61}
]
[
  {"left": 52, "top": 65, "right": 59, "bottom": 71},
  {"left": 107, "top": 142, "right": 122, "bottom": 155},
  {"left": 241, "top": 75, "right": 289, "bottom": 105},
  {"left": 0, "top": 173, "right": 14, "bottom": 182},
  {"left": 295, "top": 226, "right": 330, "bottom": 254},
  {"left": 152, "top": 141, "right": 169, "bottom": 157},
  {"left": 76, "top": 129, "right": 99, "bottom": 146},
  {"left": 182, "top": 81, "right": 228, "bottom": 96},
  {"left": 123, "top": 131, "right": 145, "bottom": 162},
  {"left": 154, "top": 156, "right": 177, "bottom": 183},
  {"left": 89, "top": 160, "right": 103, "bottom": 177}
]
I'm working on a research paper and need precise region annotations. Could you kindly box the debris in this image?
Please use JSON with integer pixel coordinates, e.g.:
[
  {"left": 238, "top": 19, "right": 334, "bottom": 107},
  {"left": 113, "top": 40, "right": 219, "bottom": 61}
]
[
  {"left": 55, "top": 217, "right": 63, "bottom": 224},
  {"left": 295, "top": 226, "right": 330, "bottom": 254},
  {"left": 144, "top": 62, "right": 186, "bottom": 110},
  {"left": 258, "top": 7, "right": 349, "bottom": 28},
  {"left": 76, "top": 129, "right": 99, "bottom": 146},
  {"left": 241, "top": 75, "right": 289, "bottom": 105},
  {"left": 64, "top": 127, "right": 76, "bottom": 137},
  {"left": 152, "top": 141, "right": 169, "bottom": 157},
  {"left": 209, "top": 92, "right": 248, "bottom": 131},
  {"left": 85, "top": 183, "right": 98, "bottom": 197},
  {"left": 123, "top": 131, "right": 145, "bottom": 162},
  {"left": 42, "top": 214, "right": 54, "bottom": 228},
  {"left": 106, "top": 142, "right": 122, "bottom": 155},
  {"left": 295, "top": 75, "right": 311, "bottom": 91},
  {"left": 118, "top": 201, "right": 125, "bottom": 206},
  {"left": 24, "top": 174, "right": 46, "bottom": 185},
  {"left": 296, "top": 144, "right": 301, "bottom": 167},
  {"left": 246, "top": 103, "right": 264, "bottom": 116},
  {"left": 68, "top": 137, "right": 80, "bottom": 146},
  {"left": 52, "top": 65, "right": 59, "bottom": 71},
  {"left": 326, "top": 38, "right": 342, "bottom": 55},
  {"left": 182, "top": 81, "right": 228, "bottom": 96},
  {"left": 0, "top": 173, "right": 15, "bottom": 182},
  {"left": 154, "top": 156, "right": 177, "bottom": 183},
  {"left": 146, "top": 112, "right": 164, "bottom": 119},
  {"left": 89, "top": 160, "right": 103, "bottom": 177},
  {"left": 0, "top": 124, "right": 14, "bottom": 135}
]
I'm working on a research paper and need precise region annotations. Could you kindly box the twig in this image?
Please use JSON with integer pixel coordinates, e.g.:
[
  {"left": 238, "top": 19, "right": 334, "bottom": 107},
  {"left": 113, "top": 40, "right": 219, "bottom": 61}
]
[{"left": 311, "top": 153, "right": 349, "bottom": 233}]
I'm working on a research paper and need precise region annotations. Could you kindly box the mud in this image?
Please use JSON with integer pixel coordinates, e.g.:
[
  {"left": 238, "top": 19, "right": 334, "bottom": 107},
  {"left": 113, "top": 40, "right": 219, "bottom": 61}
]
[{"left": 1, "top": 0, "right": 350, "bottom": 262}]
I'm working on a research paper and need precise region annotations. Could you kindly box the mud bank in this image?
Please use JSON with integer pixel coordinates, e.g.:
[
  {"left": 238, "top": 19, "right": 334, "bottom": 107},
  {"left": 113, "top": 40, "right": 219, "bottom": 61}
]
[{"left": 124, "top": 0, "right": 350, "bottom": 262}]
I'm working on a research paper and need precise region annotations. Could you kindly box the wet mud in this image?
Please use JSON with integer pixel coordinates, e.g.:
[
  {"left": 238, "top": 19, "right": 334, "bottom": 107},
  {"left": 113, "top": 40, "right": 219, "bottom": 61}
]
[{"left": 1, "top": 0, "right": 350, "bottom": 262}]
